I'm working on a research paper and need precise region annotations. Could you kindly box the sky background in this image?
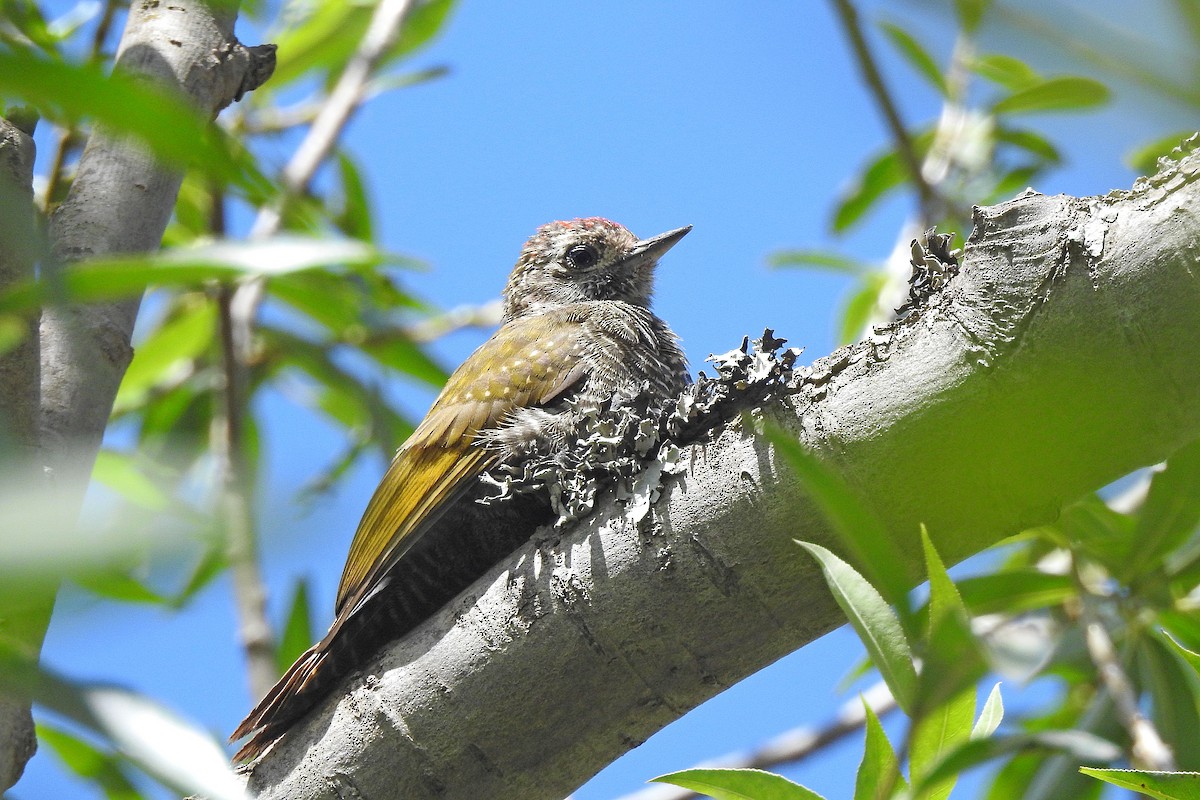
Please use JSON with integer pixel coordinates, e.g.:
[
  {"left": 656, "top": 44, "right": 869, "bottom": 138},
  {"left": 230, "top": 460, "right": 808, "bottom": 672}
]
[{"left": 15, "top": 0, "right": 1198, "bottom": 798}]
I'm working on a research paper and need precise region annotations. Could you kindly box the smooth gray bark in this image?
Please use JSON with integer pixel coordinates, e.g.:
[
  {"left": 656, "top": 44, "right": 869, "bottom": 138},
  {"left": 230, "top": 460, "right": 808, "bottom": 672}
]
[{"left": 241, "top": 149, "right": 1200, "bottom": 798}]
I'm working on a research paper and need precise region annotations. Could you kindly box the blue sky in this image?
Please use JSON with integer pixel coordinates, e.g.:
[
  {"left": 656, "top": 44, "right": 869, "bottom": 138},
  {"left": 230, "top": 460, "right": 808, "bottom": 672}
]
[{"left": 17, "top": 1, "right": 1196, "bottom": 798}]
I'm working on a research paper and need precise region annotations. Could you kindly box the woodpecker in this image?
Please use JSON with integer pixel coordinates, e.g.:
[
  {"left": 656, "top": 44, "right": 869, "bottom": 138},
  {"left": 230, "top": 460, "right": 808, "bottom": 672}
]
[{"left": 232, "top": 218, "right": 690, "bottom": 760}]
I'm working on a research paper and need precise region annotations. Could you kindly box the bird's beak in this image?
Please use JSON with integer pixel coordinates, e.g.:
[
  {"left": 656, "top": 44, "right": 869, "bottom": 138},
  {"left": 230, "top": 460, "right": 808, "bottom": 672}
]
[{"left": 620, "top": 225, "right": 692, "bottom": 271}]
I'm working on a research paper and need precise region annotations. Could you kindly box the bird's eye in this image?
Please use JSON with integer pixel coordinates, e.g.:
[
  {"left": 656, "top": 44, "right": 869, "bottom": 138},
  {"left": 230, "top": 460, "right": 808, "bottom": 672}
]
[{"left": 565, "top": 244, "right": 600, "bottom": 270}]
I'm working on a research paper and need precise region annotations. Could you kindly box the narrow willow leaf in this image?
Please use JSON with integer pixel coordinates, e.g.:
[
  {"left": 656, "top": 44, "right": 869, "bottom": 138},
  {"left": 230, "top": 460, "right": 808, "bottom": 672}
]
[
  {"left": 838, "top": 273, "right": 888, "bottom": 346},
  {"left": 1141, "top": 633, "right": 1200, "bottom": 769},
  {"left": 116, "top": 300, "right": 216, "bottom": 408},
  {"left": 880, "top": 22, "right": 948, "bottom": 96},
  {"left": 916, "top": 730, "right": 1121, "bottom": 793},
  {"left": 832, "top": 149, "right": 907, "bottom": 233},
  {"left": 1128, "top": 132, "right": 1200, "bottom": 176},
  {"left": 995, "top": 126, "right": 1062, "bottom": 163},
  {"left": 1079, "top": 768, "right": 1200, "bottom": 799},
  {"left": 992, "top": 76, "right": 1110, "bottom": 115},
  {"left": 652, "top": 767, "right": 828, "bottom": 800},
  {"left": 0, "top": 51, "right": 239, "bottom": 181},
  {"left": 953, "top": 0, "right": 991, "bottom": 33},
  {"left": 971, "top": 683, "right": 1004, "bottom": 739},
  {"left": 854, "top": 700, "right": 906, "bottom": 800},
  {"left": 276, "top": 579, "right": 314, "bottom": 673},
  {"left": 1127, "top": 438, "right": 1200, "bottom": 579},
  {"left": 36, "top": 723, "right": 144, "bottom": 800},
  {"left": 797, "top": 541, "right": 916, "bottom": 713},
  {"left": 910, "top": 686, "right": 976, "bottom": 800},
  {"left": 970, "top": 54, "right": 1041, "bottom": 91},
  {"left": 768, "top": 429, "right": 913, "bottom": 616},
  {"left": 767, "top": 249, "right": 869, "bottom": 274}
]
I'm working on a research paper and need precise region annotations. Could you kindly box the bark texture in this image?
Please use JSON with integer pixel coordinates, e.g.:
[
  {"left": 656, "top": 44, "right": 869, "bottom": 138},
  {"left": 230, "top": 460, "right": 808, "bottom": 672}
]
[
  {"left": 0, "top": 116, "right": 43, "bottom": 794},
  {"left": 240, "top": 149, "right": 1200, "bottom": 799}
]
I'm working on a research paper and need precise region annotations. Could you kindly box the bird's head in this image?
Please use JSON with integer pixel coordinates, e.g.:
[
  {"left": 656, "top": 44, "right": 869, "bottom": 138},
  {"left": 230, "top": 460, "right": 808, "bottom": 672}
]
[{"left": 502, "top": 218, "right": 691, "bottom": 321}]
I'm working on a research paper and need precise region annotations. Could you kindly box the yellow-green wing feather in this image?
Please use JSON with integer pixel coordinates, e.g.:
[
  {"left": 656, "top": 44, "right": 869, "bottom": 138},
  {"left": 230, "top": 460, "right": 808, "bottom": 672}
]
[{"left": 334, "top": 311, "right": 589, "bottom": 615}]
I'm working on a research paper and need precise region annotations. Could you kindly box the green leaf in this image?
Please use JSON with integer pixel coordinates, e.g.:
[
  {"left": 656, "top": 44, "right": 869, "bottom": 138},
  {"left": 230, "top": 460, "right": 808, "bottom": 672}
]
[
  {"left": 915, "top": 730, "right": 1121, "bottom": 795},
  {"left": 268, "top": 2, "right": 375, "bottom": 88},
  {"left": 854, "top": 700, "right": 906, "bottom": 800},
  {"left": 952, "top": 568, "right": 1074, "bottom": 616},
  {"left": 769, "top": 429, "right": 914, "bottom": 619},
  {"left": 767, "top": 249, "right": 870, "bottom": 274},
  {"left": 335, "top": 151, "right": 374, "bottom": 241},
  {"left": 116, "top": 300, "right": 216, "bottom": 410},
  {"left": 388, "top": 0, "right": 458, "bottom": 65},
  {"left": 971, "top": 683, "right": 1004, "bottom": 739},
  {"left": 1165, "top": 632, "right": 1200, "bottom": 675},
  {"left": 276, "top": 579, "right": 315, "bottom": 672},
  {"left": 838, "top": 273, "right": 887, "bottom": 346},
  {"left": 796, "top": 541, "right": 917, "bottom": 714},
  {"left": 992, "top": 76, "right": 1111, "bottom": 115},
  {"left": 72, "top": 570, "right": 165, "bottom": 606},
  {"left": 988, "top": 164, "right": 1043, "bottom": 202},
  {"left": 879, "top": 22, "right": 948, "bottom": 96},
  {"left": 652, "top": 767, "right": 827, "bottom": 800},
  {"left": 1128, "top": 132, "right": 1200, "bottom": 176},
  {"left": 0, "top": 237, "right": 382, "bottom": 310},
  {"left": 1079, "top": 768, "right": 1200, "bottom": 799},
  {"left": 910, "top": 686, "right": 975, "bottom": 800},
  {"left": 995, "top": 127, "right": 1062, "bottom": 163},
  {"left": 0, "top": 51, "right": 241, "bottom": 183},
  {"left": 37, "top": 723, "right": 145, "bottom": 800},
  {"left": 971, "top": 54, "right": 1041, "bottom": 91},
  {"left": 953, "top": 0, "right": 991, "bottom": 32},
  {"left": 1141, "top": 633, "right": 1200, "bottom": 769},
  {"left": 1127, "top": 438, "right": 1200, "bottom": 579},
  {"left": 832, "top": 148, "right": 908, "bottom": 233},
  {"left": 921, "top": 526, "right": 963, "bottom": 630},
  {"left": 90, "top": 450, "right": 172, "bottom": 512}
]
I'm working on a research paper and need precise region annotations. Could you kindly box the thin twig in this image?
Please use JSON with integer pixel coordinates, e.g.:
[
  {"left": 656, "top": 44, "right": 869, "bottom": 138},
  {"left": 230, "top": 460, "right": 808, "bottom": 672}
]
[
  {"left": 1071, "top": 553, "right": 1175, "bottom": 771},
  {"left": 216, "top": 280, "right": 278, "bottom": 700},
  {"left": 830, "top": 0, "right": 942, "bottom": 226},
  {"left": 402, "top": 299, "right": 504, "bottom": 343},
  {"left": 608, "top": 682, "right": 897, "bottom": 800}
]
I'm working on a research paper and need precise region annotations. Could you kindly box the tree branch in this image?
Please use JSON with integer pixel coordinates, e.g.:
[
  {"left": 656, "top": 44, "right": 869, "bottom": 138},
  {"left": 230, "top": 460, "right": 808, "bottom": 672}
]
[
  {"left": 241, "top": 148, "right": 1200, "bottom": 799},
  {"left": 0, "top": 113, "right": 45, "bottom": 794}
]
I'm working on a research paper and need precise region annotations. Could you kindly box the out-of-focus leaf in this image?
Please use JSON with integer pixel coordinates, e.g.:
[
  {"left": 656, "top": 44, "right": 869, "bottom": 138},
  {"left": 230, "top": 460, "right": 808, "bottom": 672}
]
[
  {"left": 276, "top": 579, "right": 315, "bottom": 672},
  {"left": 1079, "top": 768, "right": 1200, "bottom": 799},
  {"left": 838, "top": 273, "right": 887, "bottom": 346},
  {"left": 116, "top": 300, "right": 215, "bottom": 410},
  {"left": 988, "top": 164, "right": 1043, "bottom": 201},
  {"left": 0, "top": 237, "right": 382, "bottom": 310},
  {"left": 796, "top": 541, "right": 917, "bottom": 714},
  {"left": 954, "top": 0, "right": 991, "bottom": 33},
  {"left": 953, "top": 568, "right": 1074, "bottom": 616},
  {"left": 880, "top": 22, "right": 948, "bottom": 96},
  {"left": 971, "top": 54, "right": 1041, "bottom": 91},
  {"left": 992, "top": 76, "right": 1110, "bottom": 115},
  {"left": 972, "top": 683, "right": 1004, "bottom": 739},
  {"left": 995, "top": 127, "right": 1062, "bottom": 163},
  {"left": 37, "top": 723, "right": 145, "bottom": 800},
  {"left": 1165, "top": 631, "right": 1200, "bottom": 675},
  {"left": 1141, "top": 633, "right": 1200, "bottom": 769},
  {"left": 1126, "top": 439, "right": 1200, "bottom": 579},
  {"left": 833, "top": 148, "right": 908, "bottom": 233},
  {"left": 1058, "top": 494, "right": 1134, "bottom": 576},
  {"left": 387, "top": 0, "right": 458, "bottom": 66},
  {"left": 1127, "top": 132, "right": 1200, "bottom": 176},
  {"left": 335, "top": 151, "right": 374, "bottom": 241},
  {"left": 854, "top": 700, "right": 906, "bottom": 800},
  {"left": 267, "top": 2, "right": 374, "bottom": 88},
  {"left": 171, "top": 542, "right": 226, "bottom": 607},
  {"left": 911, "top": 686, "right": 976, "bottom": 800},
  {"left": 652, "top": 767, "right": 827, "bottom": 800},
  {"left": 0, "top": 648, "right": 247, "bottom": 800},
  {"left": 0, "top": 314, "right": 28, "bottom": 357},
  {"left": 4, "top": 1, "right": 60, "bottom": 53},
  {"left": 71, "top": 570, "right": 165, "bottom": 605},
  {"left": 360, "top": 331, "right": 449, "bottom": 388},
  {"left": 0, "top": 51, "right": 241, "bottom": 182},
  {"left": 768, "top": 249, "right": 870, "bottom": 274},
  {"left": 769, "top": 429, "right": 914, "bottom": 619},
  {"left": 915, "top": 730, "right": 1121, "bottom": 796}
]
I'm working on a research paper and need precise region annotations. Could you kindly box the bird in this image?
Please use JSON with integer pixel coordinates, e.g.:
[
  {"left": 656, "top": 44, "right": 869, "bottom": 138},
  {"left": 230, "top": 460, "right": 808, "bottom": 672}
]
[{"left": 231, "top": 217, "right": 691, "bottom": 760}]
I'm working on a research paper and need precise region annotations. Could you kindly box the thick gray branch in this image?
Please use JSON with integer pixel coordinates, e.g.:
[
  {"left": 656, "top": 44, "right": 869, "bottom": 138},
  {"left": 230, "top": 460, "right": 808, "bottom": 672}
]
[
  {"left": 241, "top": 149, "right": 1200, "bottom": 800},
  {"left": 0, "top": 115, "right": 42, "bottom": 794}
]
